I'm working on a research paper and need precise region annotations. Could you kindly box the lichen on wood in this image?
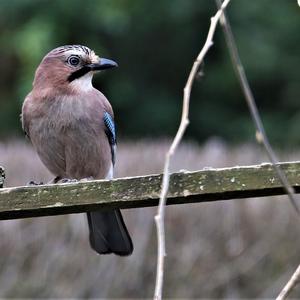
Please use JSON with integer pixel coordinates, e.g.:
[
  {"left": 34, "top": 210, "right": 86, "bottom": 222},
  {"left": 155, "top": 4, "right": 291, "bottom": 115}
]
[{"left": 0, "top": 161, "right": 300, "bottom": 220}]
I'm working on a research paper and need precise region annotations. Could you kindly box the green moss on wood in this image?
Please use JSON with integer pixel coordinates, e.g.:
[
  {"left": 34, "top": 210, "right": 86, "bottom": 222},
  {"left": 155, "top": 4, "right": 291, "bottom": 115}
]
[{"left": 0, "top": 162, "right": 300, "bottom": 220}]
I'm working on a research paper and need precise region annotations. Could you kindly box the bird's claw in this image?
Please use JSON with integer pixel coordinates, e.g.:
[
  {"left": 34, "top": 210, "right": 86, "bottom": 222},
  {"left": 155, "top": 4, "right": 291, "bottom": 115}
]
[
  {"left": 27, "top": 180, "right": 44, "bottom": 186},
  {"left": 56, "top": 178, "right": 78, "bottom": 184}
]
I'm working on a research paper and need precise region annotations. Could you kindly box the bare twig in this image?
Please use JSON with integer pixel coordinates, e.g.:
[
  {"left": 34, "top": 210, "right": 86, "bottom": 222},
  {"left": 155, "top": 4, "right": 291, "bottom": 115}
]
[
  {"left": 276, "top": 264, "right": 300, "bottom": 300},
  {"left": 215, "top": 0, "right": 299, "bottom": 214},
  {"left": 153, "top": 1, "right": 231, "bottom": 299}
]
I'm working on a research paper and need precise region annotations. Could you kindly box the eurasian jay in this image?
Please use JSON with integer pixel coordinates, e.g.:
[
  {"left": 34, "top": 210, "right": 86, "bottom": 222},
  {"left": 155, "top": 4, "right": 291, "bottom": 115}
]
[{"left": 21, "top": 45, "right": 133, "bottom": 256}]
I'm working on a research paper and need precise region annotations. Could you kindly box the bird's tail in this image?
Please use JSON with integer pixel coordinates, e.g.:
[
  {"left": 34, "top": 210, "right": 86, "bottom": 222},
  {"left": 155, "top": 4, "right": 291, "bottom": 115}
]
[{"left": 87, "top": 209, "right": 133, "bottom": 256}]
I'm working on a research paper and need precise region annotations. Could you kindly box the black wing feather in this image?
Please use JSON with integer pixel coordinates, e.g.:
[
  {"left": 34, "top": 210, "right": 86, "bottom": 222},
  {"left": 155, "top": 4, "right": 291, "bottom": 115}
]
[{"left": 103, "top": 111, "right": 116, "bottom": 165}]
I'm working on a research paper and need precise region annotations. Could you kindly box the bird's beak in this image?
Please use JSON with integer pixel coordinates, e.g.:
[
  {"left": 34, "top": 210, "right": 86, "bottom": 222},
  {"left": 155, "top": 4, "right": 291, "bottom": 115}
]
[{"left": 87, "top": 58, "right": 118, "bottom": 71}]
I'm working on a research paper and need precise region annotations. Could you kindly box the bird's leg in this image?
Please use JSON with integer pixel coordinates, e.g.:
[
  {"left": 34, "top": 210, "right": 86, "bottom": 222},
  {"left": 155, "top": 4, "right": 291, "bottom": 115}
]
[{"left": 48, "top": 176, "right": 61, "bottom": 184}]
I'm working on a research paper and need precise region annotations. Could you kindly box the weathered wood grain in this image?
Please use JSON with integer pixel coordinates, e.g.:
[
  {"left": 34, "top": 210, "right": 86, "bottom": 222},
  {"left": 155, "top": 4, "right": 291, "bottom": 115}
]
[{"left": 0, "top": 162, "right": 300, "bottom": 220}]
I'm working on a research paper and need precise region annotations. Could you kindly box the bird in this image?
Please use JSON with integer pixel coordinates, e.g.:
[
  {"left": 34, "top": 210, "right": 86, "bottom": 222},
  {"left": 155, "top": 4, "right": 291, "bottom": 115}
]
[{"left": 21, "top": 45, "right": 133, "bottom": 256}]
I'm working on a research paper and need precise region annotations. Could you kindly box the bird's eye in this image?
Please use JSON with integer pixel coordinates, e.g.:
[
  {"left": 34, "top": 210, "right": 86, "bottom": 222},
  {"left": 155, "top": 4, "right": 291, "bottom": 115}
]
[{"left": 68, "top": 56, "right": 80, "bottom": 66}]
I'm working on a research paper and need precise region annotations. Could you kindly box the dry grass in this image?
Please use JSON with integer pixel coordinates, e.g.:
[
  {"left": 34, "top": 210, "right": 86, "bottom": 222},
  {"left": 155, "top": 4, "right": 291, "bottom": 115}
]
[{"left": 1, "top": 138, "right": 300, "bottom": 298}]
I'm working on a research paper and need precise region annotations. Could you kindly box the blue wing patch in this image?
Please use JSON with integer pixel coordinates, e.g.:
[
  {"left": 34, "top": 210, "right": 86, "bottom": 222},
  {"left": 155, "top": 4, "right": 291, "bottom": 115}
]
[{"left": 103, "top": 112, "right": 116, "bottom": 165}]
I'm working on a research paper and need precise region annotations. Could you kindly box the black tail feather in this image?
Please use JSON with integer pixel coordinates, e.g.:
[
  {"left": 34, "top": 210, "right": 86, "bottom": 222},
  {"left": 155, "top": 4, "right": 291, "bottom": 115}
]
[{"left": 87, "top": 209, "right": 133, "bottom": 256}]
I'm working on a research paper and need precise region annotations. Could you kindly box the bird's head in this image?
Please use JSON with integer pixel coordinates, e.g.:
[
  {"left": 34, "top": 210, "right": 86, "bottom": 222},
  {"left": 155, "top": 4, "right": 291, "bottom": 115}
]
[{"left": 32, "top": 45, "right": 118, "bottom": 93}]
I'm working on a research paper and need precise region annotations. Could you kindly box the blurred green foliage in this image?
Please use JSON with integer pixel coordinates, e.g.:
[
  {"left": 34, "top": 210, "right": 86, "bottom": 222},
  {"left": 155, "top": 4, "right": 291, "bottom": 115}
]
[{"left": 0, "top": 0, "right": 299, "bottom": 144}]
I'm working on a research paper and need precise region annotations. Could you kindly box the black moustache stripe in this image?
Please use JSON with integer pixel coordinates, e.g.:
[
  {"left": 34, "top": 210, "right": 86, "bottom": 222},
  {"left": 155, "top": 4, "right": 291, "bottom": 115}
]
[{"left": 68, "top": 65, "right": 91, "bottom": 82}]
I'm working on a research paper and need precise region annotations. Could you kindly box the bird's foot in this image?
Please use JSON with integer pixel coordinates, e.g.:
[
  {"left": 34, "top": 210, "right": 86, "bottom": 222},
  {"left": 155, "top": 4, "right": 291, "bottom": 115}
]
[
  {"left": 27, "top": 180, "right": 44, "bottom": 186},
  {"left": 49, "top": 176, "right": 78, "bottom": 184},
  {"left": 49, "top": 176, "right": 94, "bottom": 184},
  {"left": 56, "top": 178, "right": 78, "bottom": 184}
]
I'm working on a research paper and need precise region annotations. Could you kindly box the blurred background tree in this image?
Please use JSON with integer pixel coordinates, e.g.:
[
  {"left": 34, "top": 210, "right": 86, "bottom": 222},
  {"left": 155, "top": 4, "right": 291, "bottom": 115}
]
[{"left": 0, "top": 0, "right": 299, "bottom": 145}]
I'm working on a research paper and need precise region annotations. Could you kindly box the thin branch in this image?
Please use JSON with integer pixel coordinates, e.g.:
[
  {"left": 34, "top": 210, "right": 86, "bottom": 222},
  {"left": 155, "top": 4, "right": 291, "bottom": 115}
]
[
  {"left": 276, "top": 264, "right": 300, "bottom": 300},
  {"left": 215, "top": 0, "right": 300, "bottom": 214},
  {"left": 153, "top": 1, "right": 231, "bottom": 299}
]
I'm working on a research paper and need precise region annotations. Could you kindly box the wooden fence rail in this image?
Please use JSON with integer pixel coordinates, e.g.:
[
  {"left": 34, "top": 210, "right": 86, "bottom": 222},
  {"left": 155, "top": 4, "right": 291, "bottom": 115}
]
[{"left": 0, "top": 162, "right": 300, "bottom": 220}]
